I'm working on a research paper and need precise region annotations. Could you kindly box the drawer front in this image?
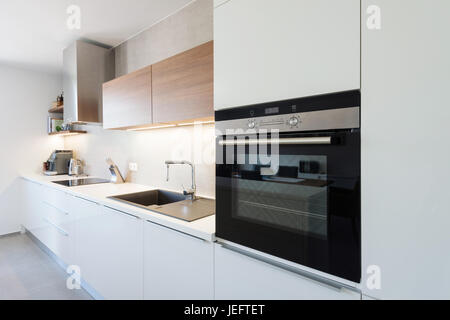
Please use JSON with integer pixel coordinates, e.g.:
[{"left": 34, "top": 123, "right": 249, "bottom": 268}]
[
  {"left": 214, "top": 243, "right": 361, "bottom": 300},
  {"left": 42, "top": 186, "right": 69, "bottom": 213},
  {"left": 33, "top": 217, "right": 74, "bottom": 265},
  {"left": 42, "top": 201, "right": 71, "bottom": 227}
]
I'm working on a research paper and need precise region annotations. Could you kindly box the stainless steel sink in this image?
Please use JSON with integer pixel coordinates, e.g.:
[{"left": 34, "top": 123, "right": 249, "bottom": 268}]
[
  {"left": 109, "top": 189, "right": 186, "bottom": 207},
  {"left": 108, "top": 189, "right": 215, "bottom": 222}
]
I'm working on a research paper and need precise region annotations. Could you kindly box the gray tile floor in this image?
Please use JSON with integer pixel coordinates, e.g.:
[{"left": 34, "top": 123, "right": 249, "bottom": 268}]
[{"left": 0, "top": 233, "right": 92, "bottom": 300}]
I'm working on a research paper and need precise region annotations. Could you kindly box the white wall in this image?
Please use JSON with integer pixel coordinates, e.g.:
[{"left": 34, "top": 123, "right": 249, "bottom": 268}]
[{"left": 0, "top": 64, "right": 63, "bottom": 235}]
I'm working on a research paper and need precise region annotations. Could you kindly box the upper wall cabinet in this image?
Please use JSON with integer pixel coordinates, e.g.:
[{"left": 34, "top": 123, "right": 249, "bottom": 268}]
[
  {"left": 102, "top": 41, "right": 213, "bottom": 129},
  {"left": 103, "top": 66, "right": 152, "bottom": 129},
  {"left": 214, "top": 0, "right": 360, "bottom": 110},
  {"left": 152, "top": 41, "right": 214, "bottom": 124}
]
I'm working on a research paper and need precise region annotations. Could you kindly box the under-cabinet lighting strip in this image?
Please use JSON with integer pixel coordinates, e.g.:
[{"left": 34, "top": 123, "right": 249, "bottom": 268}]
[
  {"left": 177, "top": 120, "right": 215, "bottom": 127},
  {"left": 127, "top": 124, "right": 176, "bottom": 131},
  {"left": 127, "top": 120, "right": 215, "bottom": 132}
]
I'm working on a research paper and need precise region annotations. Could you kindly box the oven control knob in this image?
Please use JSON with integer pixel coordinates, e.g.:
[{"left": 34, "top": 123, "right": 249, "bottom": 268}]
[
  {"left": 289, "top": 117, "right": 299, "bottom": 127},
  {"left": 248, "top": 120, "right": 256, "bottom": 129}
]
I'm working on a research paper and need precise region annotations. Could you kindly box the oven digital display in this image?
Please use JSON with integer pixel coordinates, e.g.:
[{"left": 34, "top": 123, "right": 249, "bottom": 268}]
[{"left": 265, "top": 107, "right": 279, "bottom": 115}]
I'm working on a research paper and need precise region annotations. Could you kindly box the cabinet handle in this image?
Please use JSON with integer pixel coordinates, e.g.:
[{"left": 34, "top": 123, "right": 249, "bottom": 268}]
[
  {"left": 218, "top": 241, "right": 359, "bottom": 293},
  {"left": 104, "top": 206, "right": 141, "bottom": 220},
  {"left": 219, "top": 136, "right": 332, "bottom": 146},
  {"left": 73, "top": 195, "right": 100, "bottom": 205},
  {"left": 43, "top": 218, "right": 69, "bottom": 237},
  {"left": 42, "top": 201, "right": 69, "bottom": 215},
  {"left": 146, "top": 220, "right": 207, "bottom": 242}
]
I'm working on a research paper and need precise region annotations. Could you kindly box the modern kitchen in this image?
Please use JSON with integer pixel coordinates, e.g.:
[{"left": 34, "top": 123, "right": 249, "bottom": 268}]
[{"left": 0, "top": 0, "right": 449, "bottom": 303}]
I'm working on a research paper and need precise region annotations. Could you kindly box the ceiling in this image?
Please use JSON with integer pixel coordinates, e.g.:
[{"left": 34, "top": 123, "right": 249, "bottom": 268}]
[{"left": 0, "top": 0, "right": 192, "bottom": 73}]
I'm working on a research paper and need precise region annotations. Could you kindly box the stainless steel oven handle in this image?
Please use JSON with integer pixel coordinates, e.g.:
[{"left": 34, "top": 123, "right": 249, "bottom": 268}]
[
  {"left": 218, "top": 242, "right": 360, "bottom": 293},
  {"left": 218, "top": 137, "right": 332, "bottom": 146}
]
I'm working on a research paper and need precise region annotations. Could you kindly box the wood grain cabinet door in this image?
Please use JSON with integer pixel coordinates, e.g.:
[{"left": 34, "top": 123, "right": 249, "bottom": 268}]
[
  {"left": 103, "top": 66, "right": 152, "bottom": 129},
  {"left": 152, "top": 41, "right": 214, "bottom": 124}
]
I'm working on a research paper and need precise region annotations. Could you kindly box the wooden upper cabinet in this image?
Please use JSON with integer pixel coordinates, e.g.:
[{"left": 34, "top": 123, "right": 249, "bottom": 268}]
[
  {"left": 152, "top": 41, "right": 214, "bottom": 124},
  {"left": 103, "top": 66, "right": 152, "bottom": 129}
]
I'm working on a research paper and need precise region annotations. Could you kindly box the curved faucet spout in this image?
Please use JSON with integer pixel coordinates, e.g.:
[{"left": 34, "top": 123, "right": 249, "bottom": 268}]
[{"left": 165, "top": 160, "right": 196, "bottom": 200}]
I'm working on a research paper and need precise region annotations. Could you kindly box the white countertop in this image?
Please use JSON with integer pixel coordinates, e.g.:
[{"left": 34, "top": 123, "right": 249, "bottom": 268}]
[{"left": 21, "top": 173, "right": 215, "bottom": 242}]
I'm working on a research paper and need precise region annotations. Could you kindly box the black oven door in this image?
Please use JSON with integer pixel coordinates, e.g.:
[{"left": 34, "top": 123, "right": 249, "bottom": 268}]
[{"left": 216, "top": 130, "right": 361, "bottom": 283}]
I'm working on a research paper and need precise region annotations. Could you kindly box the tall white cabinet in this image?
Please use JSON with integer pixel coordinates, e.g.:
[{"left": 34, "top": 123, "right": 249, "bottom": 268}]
[
  {"left": 361, "top": 0, "right": 450, "bottom": 299},
  {"left": 214, "top": 0, "right": 361, "bottom": 110}
]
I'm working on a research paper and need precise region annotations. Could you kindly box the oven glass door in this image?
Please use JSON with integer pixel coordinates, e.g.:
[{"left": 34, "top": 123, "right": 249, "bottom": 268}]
[{"left": 216, "top": 130, "right": 361, "bottom": 282}]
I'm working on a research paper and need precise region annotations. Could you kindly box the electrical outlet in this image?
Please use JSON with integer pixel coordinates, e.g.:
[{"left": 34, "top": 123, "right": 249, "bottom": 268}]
[{"left": 129, "top": 162, "right": 138, "bottom": 172}]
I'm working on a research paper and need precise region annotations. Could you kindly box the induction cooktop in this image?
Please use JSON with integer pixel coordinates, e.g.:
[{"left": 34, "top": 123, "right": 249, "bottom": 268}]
[{"left": 52, "top": 178, "right": 110, "bottom": 187}]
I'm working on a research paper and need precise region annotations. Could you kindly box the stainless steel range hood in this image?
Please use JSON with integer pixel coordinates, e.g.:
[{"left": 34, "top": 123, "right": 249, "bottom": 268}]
[{"left": 63, "top": 40, "right": 115, "bottom": 124}]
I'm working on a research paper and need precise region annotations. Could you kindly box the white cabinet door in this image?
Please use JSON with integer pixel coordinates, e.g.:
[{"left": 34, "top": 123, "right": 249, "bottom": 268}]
[
  {"left": 22, "top": 179, "right": 44, "bottom": 233},
  {"left": 361, "top": 0, "right": 450, "bottom": 300},
  {"left": 143, "top": 221, "right": 214, "bottom": 300},
  {"left": 215, "top": 244, "right": 361, "bottom": 300},
  {"left": 214, "top": 0, "right": 360, "bottom": 110},
  {"left": 74, "top": 198, "right": 143, "bottom": 300}
]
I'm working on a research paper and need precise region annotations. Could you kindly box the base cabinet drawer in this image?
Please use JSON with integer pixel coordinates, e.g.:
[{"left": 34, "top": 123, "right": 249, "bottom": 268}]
[
  {"left": 214, "top": 244, "right": 361, "bottom": 300},
  {"left": 143, "top": 221, "right": 214, "bottom": 300},
  {"left": 32, "top": 217, "right": 74, "bottom": 265},
  {"left": 42, "top": 186, "right": 69, "bottom": 213},
  {"left": 214, "top": 0, "right": 360, "bottom": 110}
]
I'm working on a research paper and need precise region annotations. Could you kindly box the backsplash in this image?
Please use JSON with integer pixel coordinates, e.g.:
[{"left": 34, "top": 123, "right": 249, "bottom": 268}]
[{"left": 64, "top": 124, "right": 216, "bottom": 198}]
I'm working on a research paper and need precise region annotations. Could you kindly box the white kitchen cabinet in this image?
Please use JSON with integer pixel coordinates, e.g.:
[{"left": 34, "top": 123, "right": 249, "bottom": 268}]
[
  {"left": 73, "top": 197, "right": 143, "bottom": 300},
  {"left": 22, "top": 181, "right": 75, "bottom": 265},
  {"left": 214, "top": 0, "right": 360, "bottom": 110},
  {"left": 215, "top": 243, "right": 361, "bottom": 300},
  {"left": 35, "top": 201, "right": 75, "bottom": 265},
  {"left": 361, "top": 0, "right": 450, "bottom": 300},
  {"left": 22, "top": 179, "right": 43, "bottom": 233},
  {"left": 143, "top": 220, "right": 214, "bottom": 300}
]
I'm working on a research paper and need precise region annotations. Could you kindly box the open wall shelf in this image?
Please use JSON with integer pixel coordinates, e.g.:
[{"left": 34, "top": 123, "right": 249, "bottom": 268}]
[
  {"left": 48, "top": 130, "right": 87, "bottom": 137},
  {"left": 48, "top": 105, "right": 64, "bottom": 113}
]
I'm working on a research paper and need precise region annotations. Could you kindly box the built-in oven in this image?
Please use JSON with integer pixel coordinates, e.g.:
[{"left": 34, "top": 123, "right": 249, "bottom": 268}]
[{"left": 215, "top": 90, "right": 361, "bottom": 283}]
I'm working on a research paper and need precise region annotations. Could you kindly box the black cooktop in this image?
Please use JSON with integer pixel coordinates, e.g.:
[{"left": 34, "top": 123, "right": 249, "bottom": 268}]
[{"left": 52, "top": 178, "right": 110, "bottom": 187}]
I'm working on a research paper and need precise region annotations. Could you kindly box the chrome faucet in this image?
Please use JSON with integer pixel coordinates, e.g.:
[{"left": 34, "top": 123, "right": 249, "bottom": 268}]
[
  {"left": 165, "top": 160, "right": 196, "bottom": 200},
  {"left": 106, "top": 158, "right": 125, "bottom": 184}
]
